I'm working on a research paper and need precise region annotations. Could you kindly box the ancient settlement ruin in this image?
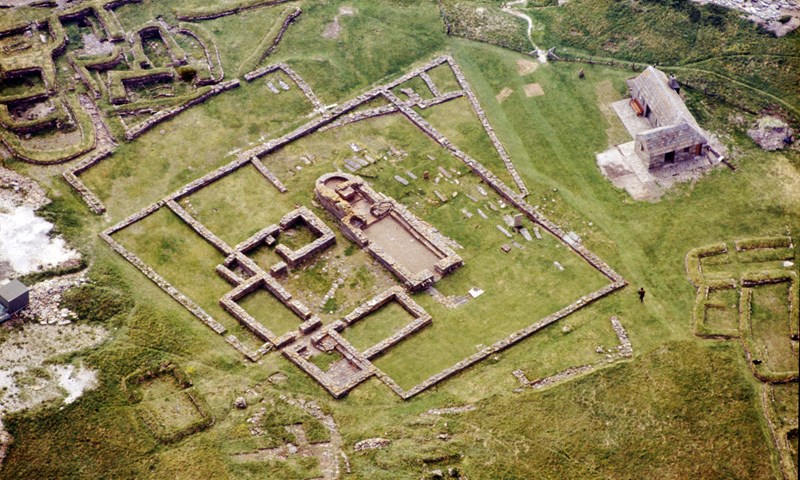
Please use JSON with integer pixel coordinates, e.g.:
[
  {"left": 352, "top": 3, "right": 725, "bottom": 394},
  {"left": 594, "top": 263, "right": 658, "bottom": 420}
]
[{"left": 627, "top": 66, "right": 708, "bottom": 168}]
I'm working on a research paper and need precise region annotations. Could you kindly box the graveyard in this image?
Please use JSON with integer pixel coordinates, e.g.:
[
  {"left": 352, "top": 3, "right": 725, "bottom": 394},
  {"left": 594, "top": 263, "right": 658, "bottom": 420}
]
[{"left": 0, "top": 0, "right": 798, "bottom": 479}]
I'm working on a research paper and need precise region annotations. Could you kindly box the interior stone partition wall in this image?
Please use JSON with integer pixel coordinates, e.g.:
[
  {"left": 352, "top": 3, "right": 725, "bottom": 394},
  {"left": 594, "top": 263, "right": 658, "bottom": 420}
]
[{"left": 100, "top": 54, "right": 628, "bottom": 399}]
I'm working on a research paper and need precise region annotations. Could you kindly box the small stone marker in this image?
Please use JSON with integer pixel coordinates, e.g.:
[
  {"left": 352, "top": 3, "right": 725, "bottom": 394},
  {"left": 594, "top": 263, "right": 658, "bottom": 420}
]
[
  {"left": 512, "top": 241, "right": 523, "bottom": 249},
  {"left": 465, "top": 193, "right": 478, "bottom": 202},
  {"left": 468, "top": 287, "right": 484, "bottom": 298},
  {"left": 354, "top": 157, "right": 369, "bottom": 167},
  {"left": 423, "top": 170, "right": 430, "bottom": 180},
  {"left": 426, "top": 154, "right": 436, "bottom": 161},
  {"left": 278, "top": 78, "right": 290, "bottom": 90},
  {"left": 265, "top": 235, "right": 276, "bottom": 246},
  {"left": 234, "top": 397, "right": 247, "bottom": 409},
  {"left": 438, "top": 166, "right": 452, "bottom": 178},
  {"left": 783, "top": 260, "right": 794, "bottom": 268},
  {"left": 520, "top": 227, "right": 532, "bottom": 241},
  {"left": 267, "top": 81, "right": 280, "bottom": 94},
  {"left": 488, "top": 202, "right": 499, "bottom": 211},
  {"left": 350, "top": 143, "right": 361, "bottom": 152},
  {"left": 533, "top": 226, "right": 542, "bottom": 239},
  {"left": 503, "top": 214, "right": 514, "bottom": 227},
  {"left": 554, "top": 261, "right": 564, "bottom": 271},
  {"left": 501, "top": 244, "right": 512, "bottom": 253},
  {"left": 477, "top": 185, "right": 488, "bottom": 196},
  {"left": 433, "top": 190, "right": 448, "bottom": 202},
  {"left": 461, "top": 208, "right": 473, "bottom": 219},
  {"left": 394, "top": 175, "right": 409, "bottom": 186},
  {"left": 364, "top": 154, "right": 376, "bottom": 163},
  {"left": 477, "top": 208, "right": 488, "bottom": 219},
  {"left": 406, "top": 170, "right": 417, "bottom": 180},
  {"left": 496, "top": 225, "right": 513, "bottom": 238},
  {"left": 513, "top": 214, "right": 524, "bottom": 229}
]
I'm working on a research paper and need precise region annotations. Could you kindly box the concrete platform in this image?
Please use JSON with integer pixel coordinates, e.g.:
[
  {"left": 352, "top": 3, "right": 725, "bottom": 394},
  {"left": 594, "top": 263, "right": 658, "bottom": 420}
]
[{"left": 611, "top": 99, "right": 651, "bottom": 137}]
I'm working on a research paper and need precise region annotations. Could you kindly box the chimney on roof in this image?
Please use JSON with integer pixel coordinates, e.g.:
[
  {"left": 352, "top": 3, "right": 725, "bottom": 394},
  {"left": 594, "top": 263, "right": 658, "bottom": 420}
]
[{"left": 668, "top": 75, "right": 680, "bottom": 94}]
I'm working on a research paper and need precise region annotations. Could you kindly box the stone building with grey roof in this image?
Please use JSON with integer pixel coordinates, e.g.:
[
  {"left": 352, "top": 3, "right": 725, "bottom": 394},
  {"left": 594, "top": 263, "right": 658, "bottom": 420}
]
[{"left": 627, "top": 66, "right": 708, "bottom": 168}]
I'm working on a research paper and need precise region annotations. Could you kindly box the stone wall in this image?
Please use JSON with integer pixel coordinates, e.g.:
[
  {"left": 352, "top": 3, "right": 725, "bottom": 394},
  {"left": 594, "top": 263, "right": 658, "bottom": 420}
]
[{"left": 124, "top": 79, "right": 239, "bottom": 140}]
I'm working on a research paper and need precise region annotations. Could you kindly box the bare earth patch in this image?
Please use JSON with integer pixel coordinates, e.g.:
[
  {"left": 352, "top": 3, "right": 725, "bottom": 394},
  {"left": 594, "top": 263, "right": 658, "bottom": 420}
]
[
  {"left": 495, "top": 87, "right": 514, "bottom": 103},
  {"left": 322, "top": 6, "right": 356, "bottom": 40},
  {"left": 523, "top": 83, "right": 544, "bottom": 97},
  {"left": 516, "top": 59, "right": 538, "bottom": 76}
]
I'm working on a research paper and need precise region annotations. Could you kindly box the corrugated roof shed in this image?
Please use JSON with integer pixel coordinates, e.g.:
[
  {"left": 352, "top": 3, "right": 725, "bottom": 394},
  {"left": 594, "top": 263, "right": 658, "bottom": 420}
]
[{"left": 628, "top": 66, "right": 700, "bottom": 131}]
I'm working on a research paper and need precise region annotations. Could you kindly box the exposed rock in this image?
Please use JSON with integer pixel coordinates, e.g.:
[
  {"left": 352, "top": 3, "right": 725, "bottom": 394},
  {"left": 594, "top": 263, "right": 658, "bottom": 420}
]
[
  {"left": 234, "top": 396, "right": 247, "bottom": 409},
  {"left": 747, "top": 116, "right": 794, "bottom": 151},
  {"left": 353, "top": 437, "right": 391, "bottom": 451}
]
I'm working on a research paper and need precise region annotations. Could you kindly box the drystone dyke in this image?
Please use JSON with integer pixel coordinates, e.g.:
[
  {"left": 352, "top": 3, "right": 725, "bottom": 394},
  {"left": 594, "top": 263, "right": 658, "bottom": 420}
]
[
  {"left": 321, "top": 104, "right": 400, "bottom": 131},
  {"left": 274, "top": 206, "right": 336, "bottom": 267},
  {"left": 383, "top": 90, "right": 625, "bottom": 284},
  {"left": 610, "top": 315, "right": 633, "bottom": 358},
  {"left": 251, "top": 157, "right": 287, "bottom": 192},
  {"left": 124, "top": 79, "right": 239, "bottom": 140},
  {"left": 377, "top": 281, "right": 626, "bottom": 399},
  {"left": 511, "top": 316, "right": 633, "bottom": 389},
  {"left": 445, "top": 56, "right": 528, "bottom": 197},
  {"left": 362, "top": 315, "right": 431, "bottom": 360},
  {"left": 134, "top": 23, "right": 188, "bottom": 67},
  {"left": 235, "top": 224, "right": 280, "bottom": 253},
  {"left": 166, "top": 200, "right": 234, "bottom": 255},
  {"left": 98, "top": 54, "right": 628, "bottom": 398},
  {"left": 243, "top": 63, "right": 325, "bottom": 114},
  {"left": 415, "top": 90, "right": 465, "bottom": 109},
  {"left": 177, "top": 26, "right": 224, "bottom": 84},
  {"left": 100, "top": 229, "right": 226, "bottom": 334},
  {"left": 334, "top": 286, "right": 424, "bottom": 329},
  {"left": 62, "top": 150, "right": 113, "bottom": 214},
  {"left": 282, "top": 338, "right": 373, "bottom": 398},
  {"left": 419, "top": 71, "right": 441, "bottom": 97},
  {"left": 175, "top": 0, "right": 293, "bottom": 21},
  {"left": 225, "top": 335, "right": 262, "bottom": 362},
  {"left": 258, "top": 8, "right": 301, "bottom": 67},
  {"left": 215, "top": 264, "right": 244, "bottom": 286}
]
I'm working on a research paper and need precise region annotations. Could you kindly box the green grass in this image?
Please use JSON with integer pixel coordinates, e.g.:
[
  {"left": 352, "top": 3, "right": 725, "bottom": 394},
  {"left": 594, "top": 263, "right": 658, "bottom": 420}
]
[
  {"left": 238, "top": 288, "right": 301, "bottom": 337},
  {"left": 704, "top": 287, "right": 739, "bottom": 332},
  {"left": 426, "top": 62, "right": 462, "bottom": 92},
  {"left": 3, "top": 2, "right": 798, "bottom": 478},
  {"left": 749, "top": 282, "right": 797, "bottom": 373},
  {"left": 81, "top": 80, "right": 313, "bottom": 219},
  {"left": 342, "top": 301, "right": 416, "bottom": 352},
  {"left": 113, "top": 207, "right": 264, "bottom": 350},
  {"left": 184, "top": 163, "right": 293, "bottom": 246}
]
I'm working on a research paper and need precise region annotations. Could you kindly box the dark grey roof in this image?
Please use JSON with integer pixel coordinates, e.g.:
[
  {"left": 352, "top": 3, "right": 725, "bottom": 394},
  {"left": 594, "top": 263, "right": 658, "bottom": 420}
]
[
  {"left": 668, "top": 76, "right": 680, "bottom": 90},
  {"left": 636, "top": 122, "right": 707, "bottom": 156},
  {"left": 628, "top": 66, "right": 700, "bottom": 130},
  {"left": 0, "top": 280, "right": 28, "bottom": 302}
]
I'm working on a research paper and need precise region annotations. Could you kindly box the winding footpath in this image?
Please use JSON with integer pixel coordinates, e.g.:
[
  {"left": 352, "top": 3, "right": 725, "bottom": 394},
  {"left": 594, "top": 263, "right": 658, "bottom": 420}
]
[{"left": 501, "top": 0, "right": 548, "bottom": 62}]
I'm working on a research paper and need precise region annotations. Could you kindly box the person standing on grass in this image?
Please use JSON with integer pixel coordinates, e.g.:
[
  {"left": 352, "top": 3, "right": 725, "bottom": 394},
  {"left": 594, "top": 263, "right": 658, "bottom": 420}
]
[{"left": 638, "top": 287, "right": 646, "bottom": 303}]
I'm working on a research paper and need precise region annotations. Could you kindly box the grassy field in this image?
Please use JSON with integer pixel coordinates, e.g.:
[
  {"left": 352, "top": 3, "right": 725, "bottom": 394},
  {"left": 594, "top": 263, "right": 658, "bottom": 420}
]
[
  {"left": 750, "top": 283, "right": 796, "bottom": 374},
  {"left": 2, "top": 0, "right": 798, "bottom": 478}
]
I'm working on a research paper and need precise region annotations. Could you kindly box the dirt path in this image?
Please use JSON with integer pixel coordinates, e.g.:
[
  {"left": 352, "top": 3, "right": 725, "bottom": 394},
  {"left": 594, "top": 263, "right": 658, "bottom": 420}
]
[{"left": 501, "top": 0, "right": 548, "bottom": 62}]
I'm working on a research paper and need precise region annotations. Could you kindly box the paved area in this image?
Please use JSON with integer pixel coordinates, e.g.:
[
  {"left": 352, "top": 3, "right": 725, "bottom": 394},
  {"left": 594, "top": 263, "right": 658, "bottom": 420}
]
[
  {"left": 597, "top": 141, "right": 717, "bottom": 201},
  {"left": 611, "top": 99, "right": 651, "bottom": 137}
]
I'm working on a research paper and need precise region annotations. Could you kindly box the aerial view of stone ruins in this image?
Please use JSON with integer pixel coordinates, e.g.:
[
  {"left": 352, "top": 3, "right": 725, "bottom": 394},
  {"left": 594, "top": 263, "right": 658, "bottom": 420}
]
[{"left": 0, "top": 0, "right": 797, "bottom": 478}]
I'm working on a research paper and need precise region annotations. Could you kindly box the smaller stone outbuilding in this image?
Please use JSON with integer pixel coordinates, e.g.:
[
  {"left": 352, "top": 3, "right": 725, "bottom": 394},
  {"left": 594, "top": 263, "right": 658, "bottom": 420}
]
[
  {"left": 0, "top": 279, "right": 29, "bottom": 320},
  {"left": 627, "top": 66, "right": 708, "bottom": 168}
]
